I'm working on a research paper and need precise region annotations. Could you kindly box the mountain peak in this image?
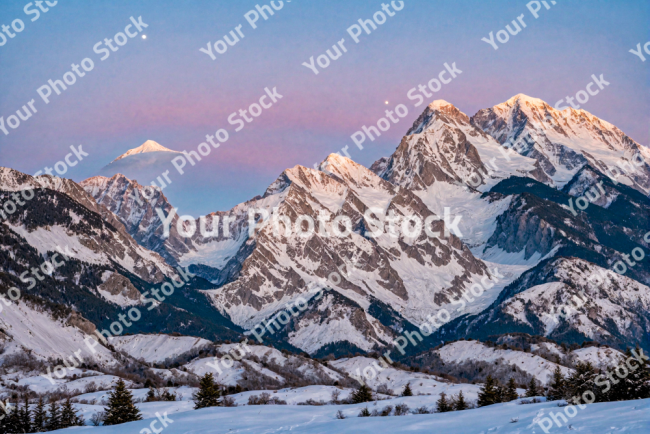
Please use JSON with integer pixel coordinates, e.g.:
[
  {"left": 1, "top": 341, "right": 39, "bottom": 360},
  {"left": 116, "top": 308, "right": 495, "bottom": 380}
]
[
  {"left": 427, "top": 99, "right": 454, "bottom": 110},
  {"left": 406, "top": 99, "right": 469, "bottom": 135},
  {"left": 507, "top": 93, "right": 544, "bottom": 104},
  {"left": 319, "top": 153, "right": 390, "bottom": 190},
  {"left": 504, "top": 93, "right": 548, "bottom": 107},
  {"left": 111, "top": 140, "right": 181, "bottom": 163},
  {"left": 322, "top": 152, "right": 349, "bottom": 165}
]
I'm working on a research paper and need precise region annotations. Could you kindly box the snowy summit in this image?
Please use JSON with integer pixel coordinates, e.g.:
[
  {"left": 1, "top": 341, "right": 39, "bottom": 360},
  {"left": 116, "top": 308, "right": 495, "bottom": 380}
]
[{"left": 110, "top": 140, "right": 181, "bottom": 163}]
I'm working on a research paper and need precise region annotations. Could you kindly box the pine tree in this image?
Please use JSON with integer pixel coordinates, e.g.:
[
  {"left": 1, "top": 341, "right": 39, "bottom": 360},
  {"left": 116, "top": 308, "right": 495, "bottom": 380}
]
[
  {"left": 477, "top": 375, "right": 500, "bottom": 407},
  {"left": 45, "top": 401, "right": 60, "bottom": 432},
  {"left": 608, "top": 348, "right": 650, "bottom": 401},
  {"left": 494, "top": 383, "right": 505, "bottom": 403},
  {"left": 193, "top": 373, "right": 222, "bottom": 409},
  {"left": 103, "top": 379, "right": 142, "bottom": 425},
  {"left": 32, "top": 397, "right": 47, "bottom": 432},
  {"left": 565, "top": 362, "right": 600, "bottom": 402},
  {"left": 503, "top": 378, "right": 519, "bottom": 401},
  {"left": 547, "top": 366, "right": 566, "bottom": 401},
  {"left": 18, "top": 398, "right": 31, "bottom": 434},
  {"left": 5, "top": 402, "right": 20, "bottom": 434},
  {"left": 401, "top": 383, "right": 413, "bottom": 397},
  {"left": 453, "top": 390, "right": 468, "bottom": 411},
  {"left": 0, "top": 401, "right": 11, "bottom": 434},
  {"left": 436, "top": 392, "right": 452, "bottom": 412},
  {"left": 146, "top": 386, "right": 156, "bottom": 402},
  {"left": 525, "top": 377, "right": 539, "bottom": 398},
  {"left": 60, "top": 398, "right": 84, "bottom": 428},
  {"left": 351, "top": 384, "right": 373, "bottom": 404}
]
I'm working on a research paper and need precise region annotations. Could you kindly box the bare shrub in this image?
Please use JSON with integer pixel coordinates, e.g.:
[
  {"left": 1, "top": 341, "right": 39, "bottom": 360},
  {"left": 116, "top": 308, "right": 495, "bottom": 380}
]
[
  {"left": 222, "top": 396, "right": 237, "bottom": 407},
  {"left": 330, "top": 389, "right": 341, "bottom": 404},
  {"left": 519, "top": 398, "right": 542, "bottom": 405},
  {"left": 412, "top": 406, "right": 432, "bottom": 414},
  {"left": 239, "top": 363, "right": 283, "bottom": 391},
  {"left": 1, "top": 353, "right": 45, "bottom": 372},
  {"left": 90, "top": 411, "right": 106, "bottom": 426},
  {"left": 380, "top": 405, "right": 393, "bottom": 416},
  {"left": 145, "top": 387, "right": 176, "bottom": 402},
  {"left": 247, "top": 392, "right": 287, "bottom": 405},
  {"left": 297, "top": 398, "right": 326, "bottom": 406},
  {"left": 358, "top": 407, "right": 371, "bottom": 417},
  {"left": 84, "top": 382, "right": 97, "bottom": 394},
  {"left": 376, "top": 384, "right": 395, "bottom": 396},
  {"left": 336, "top": 410, "right": 345, "bottom": 419},
  {"left": 394, "top": 403, "right": 410, "bottom": 416}
]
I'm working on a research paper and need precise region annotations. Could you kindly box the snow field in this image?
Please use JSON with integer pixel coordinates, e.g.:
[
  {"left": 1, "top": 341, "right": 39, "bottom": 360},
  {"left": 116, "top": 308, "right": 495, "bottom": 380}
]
[{"left": 60, "top": 395, "right": 650, "bottom": 433}]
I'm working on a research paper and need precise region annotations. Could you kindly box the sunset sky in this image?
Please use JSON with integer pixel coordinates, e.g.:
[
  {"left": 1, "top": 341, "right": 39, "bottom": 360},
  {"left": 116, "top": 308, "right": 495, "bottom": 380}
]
[{"left": 1, "top": 0, "right": 648, "bottom": 215}]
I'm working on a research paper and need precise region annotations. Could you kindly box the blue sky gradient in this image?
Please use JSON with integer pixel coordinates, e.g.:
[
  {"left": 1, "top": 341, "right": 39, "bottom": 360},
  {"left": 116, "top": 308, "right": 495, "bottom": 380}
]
[{"left": 1, "top": 0, "right": 648, "bottom": 215}]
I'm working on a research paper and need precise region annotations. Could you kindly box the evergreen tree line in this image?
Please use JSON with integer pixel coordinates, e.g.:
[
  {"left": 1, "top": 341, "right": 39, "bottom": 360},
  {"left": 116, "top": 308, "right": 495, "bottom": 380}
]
[
  {"left": 546, "top": 354, "right": 650, "bottom": 403},
  {"left": 477, "top": 350, "right": 650, "bottom": 408},
  {"left": 0, "top": 378, "right": 145, "bottom": 432},
  {"left": 0, "top": 397, "right": 83, "bottom": 433},
  {"left": 477, "top": 376, "right": 531, "bottom": 407},
  {"left": 435, "top": 390, "right": 469, "bottom": 412}
]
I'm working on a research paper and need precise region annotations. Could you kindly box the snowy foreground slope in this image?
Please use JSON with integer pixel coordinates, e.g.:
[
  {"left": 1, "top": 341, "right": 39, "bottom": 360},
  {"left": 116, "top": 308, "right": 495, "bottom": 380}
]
[{"left": 63, "top": 397, "right": 650, "bottom": 434}]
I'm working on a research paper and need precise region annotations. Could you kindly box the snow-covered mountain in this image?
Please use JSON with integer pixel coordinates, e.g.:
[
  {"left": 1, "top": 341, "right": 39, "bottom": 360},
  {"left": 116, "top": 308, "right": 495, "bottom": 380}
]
[
  {"left": 482, "top": 170, "right": 650, "bottom": 285},
  {"left": 200, "top": 153, "right": 495, "bottom": 354},
  {"left": 426, "top": 340, "right": 573, "bottom": 386},
  {"left": 439, "top": 257, "right": 650, "bottom": 350},
  {"left": 1, "top": 168, "right": 175, "bottom": 283},
  {"left": 471, "top": 94, "right": 650, "bottom": 194},
  {"left": 81, "top": 173, "right": 273, "bottom": 286},
  {"left": 83, "top": 153, "right": 500, "bottom": 355},
  {"left": 373, "top": 99, "right": 550, "bottom": 191},
  {"left": 98, "top": 140, "right": 185, "bottom": 187},
  {"left": 81, "top": 174, "right": 192, "bottom": 266},
  {"left": 0, "top": 167, "right": 244, "bottom": 345},
  {"left": 108, "top": 334, "right": 212, "bottom": 364},
  {"left": 71, "top": 94, "right": 650, "bottom": 356},
  {"left": 0, "top": 299, "right": 119, "bottom": 367},
  {"left": 370, "top": 100, "right": 550, "bottom": 255},
  {"left": 110, "top": 140, "right": 182, "bottom": 163}
]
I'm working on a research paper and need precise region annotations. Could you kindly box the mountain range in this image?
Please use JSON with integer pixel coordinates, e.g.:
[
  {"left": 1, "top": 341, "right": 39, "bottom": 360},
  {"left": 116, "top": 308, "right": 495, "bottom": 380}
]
[{"left": 2, "top": 94, "right": 649, "bottom": 365}]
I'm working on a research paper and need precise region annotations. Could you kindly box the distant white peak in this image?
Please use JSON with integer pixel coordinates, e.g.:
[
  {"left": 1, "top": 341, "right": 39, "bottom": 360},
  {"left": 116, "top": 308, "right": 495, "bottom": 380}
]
[
  {"left": 111, "top": 140, "right": 181, "bottom": 163},
  {"left": 321, "top": 153, "right": 358, "bottom": 169},
  {"left": 427, "top": 100, "right": 469, "bottom": 119},
  {"left": 428, "top": 100, "right": 454, "bottom": 110},
  {"left": 498, "top": 94, "right": 548, "bottom": 110}
]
